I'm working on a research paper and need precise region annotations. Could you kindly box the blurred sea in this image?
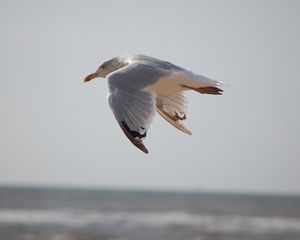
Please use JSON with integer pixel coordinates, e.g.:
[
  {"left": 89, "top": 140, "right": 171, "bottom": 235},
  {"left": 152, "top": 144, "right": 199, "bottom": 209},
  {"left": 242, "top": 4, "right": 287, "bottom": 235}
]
[{"left": 0, "top": 187, "right": 300, "bottom": 240}]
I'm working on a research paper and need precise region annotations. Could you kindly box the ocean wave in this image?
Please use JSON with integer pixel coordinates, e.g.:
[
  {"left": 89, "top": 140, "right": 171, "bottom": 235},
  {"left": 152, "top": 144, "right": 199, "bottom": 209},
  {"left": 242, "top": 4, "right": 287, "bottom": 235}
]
[{"left": 0, "top": 208, "right": 300, "bottom": 234}]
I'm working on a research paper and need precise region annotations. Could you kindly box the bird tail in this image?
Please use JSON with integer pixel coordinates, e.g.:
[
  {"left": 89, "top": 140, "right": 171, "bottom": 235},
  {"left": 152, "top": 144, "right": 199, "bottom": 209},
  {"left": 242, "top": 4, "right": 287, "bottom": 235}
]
[
  {"left": 182, "top": 85, "right": 223, "bottom": 95},
  {"left": 181, "top": 72, "right": 223, "bottom": 95}
]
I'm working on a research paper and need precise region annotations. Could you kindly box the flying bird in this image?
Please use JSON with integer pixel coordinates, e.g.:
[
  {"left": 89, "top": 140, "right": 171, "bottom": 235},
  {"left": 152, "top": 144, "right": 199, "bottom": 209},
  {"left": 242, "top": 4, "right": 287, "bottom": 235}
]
[{"left": 84, "top": 54, "right": 223, "bottom": 154}]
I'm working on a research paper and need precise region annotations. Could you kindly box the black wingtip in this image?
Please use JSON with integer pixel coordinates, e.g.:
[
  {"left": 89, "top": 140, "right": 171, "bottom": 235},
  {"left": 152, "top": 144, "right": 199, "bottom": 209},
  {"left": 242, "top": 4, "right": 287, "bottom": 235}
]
[
  {"left": 142, "top": 148, "right": 149, "bottom": 154},
  {"left": 118, "top": 121, "right": 149, "bottom": 154}
]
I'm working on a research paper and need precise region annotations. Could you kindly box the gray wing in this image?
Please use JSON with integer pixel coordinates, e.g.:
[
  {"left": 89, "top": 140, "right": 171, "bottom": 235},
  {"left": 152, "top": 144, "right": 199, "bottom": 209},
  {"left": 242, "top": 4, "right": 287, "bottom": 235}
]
[
  {"left": 130, "top": 54, "right": 186, "bottom": 72},
  {"left": 107, "top": 63, "right": 166, "bottom": 154}
]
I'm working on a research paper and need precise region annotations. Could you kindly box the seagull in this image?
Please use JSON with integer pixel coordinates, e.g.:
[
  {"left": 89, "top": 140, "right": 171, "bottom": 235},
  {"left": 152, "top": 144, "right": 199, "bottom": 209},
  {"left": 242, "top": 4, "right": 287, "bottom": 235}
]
[{"left": 84, "top": 54, "right": 223, "bottom": 154}]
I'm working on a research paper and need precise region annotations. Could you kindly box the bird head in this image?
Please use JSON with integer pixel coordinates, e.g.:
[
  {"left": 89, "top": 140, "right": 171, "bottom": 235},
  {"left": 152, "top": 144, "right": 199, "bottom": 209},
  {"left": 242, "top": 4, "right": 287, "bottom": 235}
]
[{"left": 84, "top": 57, "right": 128, "bottom": 82}]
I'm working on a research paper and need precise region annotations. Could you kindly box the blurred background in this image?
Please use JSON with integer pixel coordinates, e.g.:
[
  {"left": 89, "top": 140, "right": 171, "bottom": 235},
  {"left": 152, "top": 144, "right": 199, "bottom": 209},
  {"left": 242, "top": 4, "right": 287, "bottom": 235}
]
[{"left": 0, "top": 0, "right": 299, "bottom": 239}]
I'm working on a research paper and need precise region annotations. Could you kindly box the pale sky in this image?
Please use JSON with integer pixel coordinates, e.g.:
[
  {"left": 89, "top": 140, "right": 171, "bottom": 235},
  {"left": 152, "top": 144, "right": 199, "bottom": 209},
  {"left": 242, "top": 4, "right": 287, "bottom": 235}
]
[{"left": 0, "top": 0, "right": 299, "bottom": 194}]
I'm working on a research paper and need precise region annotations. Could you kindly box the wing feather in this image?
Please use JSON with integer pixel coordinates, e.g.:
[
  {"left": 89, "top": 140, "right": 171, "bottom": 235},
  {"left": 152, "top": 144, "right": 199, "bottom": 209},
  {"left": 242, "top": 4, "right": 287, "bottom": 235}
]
[
  {"left": 108, "top": 88, "right": 155, "bottom": 154},
  {"left": 107, "top": 64, "right": 160, "bottom": 154},
  {"left": 156, "top": 93, "right": 191, "bottom": 135}
]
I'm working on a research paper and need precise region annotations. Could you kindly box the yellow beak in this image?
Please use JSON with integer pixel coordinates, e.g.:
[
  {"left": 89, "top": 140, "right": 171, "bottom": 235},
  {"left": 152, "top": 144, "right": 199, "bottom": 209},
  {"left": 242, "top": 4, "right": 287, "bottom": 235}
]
[{"left": 84, "top": 73, "right": 97, "bottom": 82}]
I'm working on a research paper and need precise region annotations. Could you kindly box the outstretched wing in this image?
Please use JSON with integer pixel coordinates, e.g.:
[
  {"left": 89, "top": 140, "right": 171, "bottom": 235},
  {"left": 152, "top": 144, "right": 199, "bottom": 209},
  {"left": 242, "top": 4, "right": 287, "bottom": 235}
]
[
  {"left": 156, "top": 92, "right": 191, "bottom": 135},
  {"left": 108, "top": 88, "right": 155, "bottom": 154},
  {"left": 106, "top": 63, "right": 163, "bottom": 154}
]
